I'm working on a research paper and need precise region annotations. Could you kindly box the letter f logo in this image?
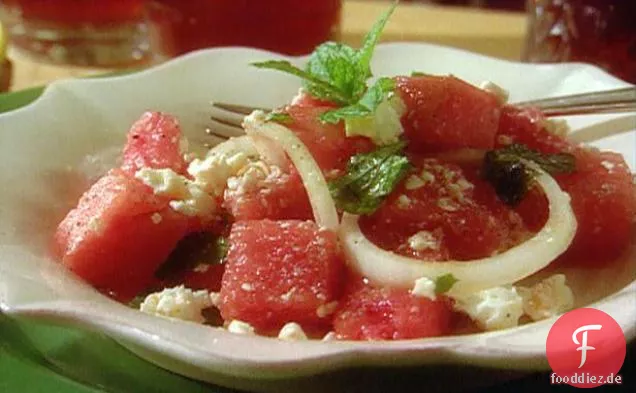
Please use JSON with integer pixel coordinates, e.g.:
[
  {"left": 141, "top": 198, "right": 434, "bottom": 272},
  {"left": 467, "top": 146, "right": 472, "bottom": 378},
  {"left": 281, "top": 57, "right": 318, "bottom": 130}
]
[{"left": 572, "top": 324, "right": 602, "bottom": 368}]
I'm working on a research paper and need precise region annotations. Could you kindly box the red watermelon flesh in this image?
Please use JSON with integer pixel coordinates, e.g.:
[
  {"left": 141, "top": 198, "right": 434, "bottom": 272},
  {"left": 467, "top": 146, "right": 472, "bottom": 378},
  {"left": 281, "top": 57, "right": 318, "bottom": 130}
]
[
  {"left": 223, "top": 165, "right": 313, "bottom": 221},
  {"left": 497, "top": 106, "right": 635, "bottom": 265},
  {"left": 558, "top": 151, "right": 635, "bottom": 263},
  {"left": 359, "top": 159, "right": 529, "bottom": 261},
  {"left": 285, "top": 104, "right": 375, "bottom": 174},
  {"left": 121, "top": 111, "right": 188, "bottom": 176},
  {"left": 53, "top": 169, "right": 192, "bottom": 301},
  {"left": 219, "top": 220, "right": 344, "bottom": 334},
  {"left": 396, "top": 75, "right": 502, "bottom": 152},
  {"left": 333, "top": 278, "right": 454, "bottom": 340}
]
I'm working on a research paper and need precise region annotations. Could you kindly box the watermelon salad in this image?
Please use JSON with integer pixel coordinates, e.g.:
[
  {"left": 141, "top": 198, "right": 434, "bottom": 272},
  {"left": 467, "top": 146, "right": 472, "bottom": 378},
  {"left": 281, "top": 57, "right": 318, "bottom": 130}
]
[{"left": 53, "top": 5, "right": 635, "bottom": 341}]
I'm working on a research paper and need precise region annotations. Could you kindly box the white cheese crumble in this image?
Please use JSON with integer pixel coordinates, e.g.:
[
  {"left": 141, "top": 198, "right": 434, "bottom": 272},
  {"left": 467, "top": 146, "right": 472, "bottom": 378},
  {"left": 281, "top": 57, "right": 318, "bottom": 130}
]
[
  {"left": 139, "top": 285, "right": 213, "bottom": 323},
  {"left": 150, "top": 212, "right": 163, "bottom": 224},
  {"left": 479, "top": 81, "right": 509, "bottom": 104},
  {"left": 278, "top": 322, "right": 308, "bottom": 341},
  {"left": 408, "top": 230, "right": 440, "bottom": 251},
  {"left": 601, "top": 160, "right": 615, "bottom": 172},
  {"left": 135, "top": 168, "right": 188, "bottom": 199},
  {"left": 241, "top": 282, "right": 255, "bottom": 292},
  {"left": 405, "top": 174, "right": 425, "bottom": 190},
  {"left": 411, "top": 277, "right": 437, "bottom": 301},
  {"left": 322, "top": 332, "right": 337, "bottom": 341},
  {"left": 453, "top": 286, "right": 524, "bottom": 331},
  {"left": 316, "top": 301, "right": 339, "bottom": 318},
  {"left": 135, "top": 167, "right": 216, "bottom": 217},
  {"left": 227, "top": 320, "right": 255, "bottom": 335},
  {"left": 188, "top": 150, "right": 250, "bottom": 197},
  {"left": 518, "top": 274, "right": 574, "bottom": 321},
  {"left": 540, "top": 118, "right": 570, "bottom": 137},
  {"left": 396, "top": 194, "right": 412, "bottom": 209}
]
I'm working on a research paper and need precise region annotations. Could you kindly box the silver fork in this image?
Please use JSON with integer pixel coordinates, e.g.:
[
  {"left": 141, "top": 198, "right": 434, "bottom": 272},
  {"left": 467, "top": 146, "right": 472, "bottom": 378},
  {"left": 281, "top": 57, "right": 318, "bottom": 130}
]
[{"left": 208, "top": 87, "right": 636, "bottom": 139}]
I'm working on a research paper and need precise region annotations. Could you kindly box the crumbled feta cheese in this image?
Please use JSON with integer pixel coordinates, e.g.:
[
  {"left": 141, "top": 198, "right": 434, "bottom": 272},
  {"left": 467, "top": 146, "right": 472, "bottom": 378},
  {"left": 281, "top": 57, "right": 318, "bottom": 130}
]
[
  {"left": 139, "top": 285, "right": 213, "bottom": 323},
  {"left": 601, "top": 160, "right": 615, "bottom": 172},
  {"left": 227, "top": 320, "right": 255, "bottom": 335},
  {"left": 453, "top": 286, "right": 524, "bottom": 331},
  {"left": 405, "top": 175, "right": 425, "bottom": 190},
  {"left": 540, "top": 118, "right": 570, "bottom": 137},
  {"left": 322, "top": 332, "right": 337, "bottom": 341},
  {"left": 479, "top": 81, "right": 509, "bottom": 104},
  {"left": 411, "top": 277, "right": 437, "bottom": 300},
  {"left": 420, "top": 170, "right": 435, "bottom": 184},
  {"left": 518, "top": 274, "right": 574, "bottom": 321},
  {"left": 168, "top": 182, "right": 216, "bottom": 217},
  {"left": 150, "top": 213, "right": 163, "bottom": 224},
  {"left": 408, "top": 231, "right": 440, "bottom": 251},
  {"left": 278, "top": 322, "right": 308, "bottom": 341},
  {"left": 188, "top": 151, "right": 250, "bottom": 197},
  {"left": 437, "top": 197, "right": 459, "bottom": 212},
  {"left": 316, "top": 301, "right": 338, "bottom": 318},
  {"left": 135, "top": 168, "right": 189, "bottom": 199},
  {"left": 243, "top": 110, "right": 268, "bottom": 127},
  {"left": 241, "top": 282, "right": 255, "bottom": 292},
  {"left": 396, "top": 194, "right": 412, "bottom": 209},
  {"left": 135, "top": 167, "right": 216, "bottom": 217},
  {"left": 280, "top": 287, "right": 297, "bottom": 302},
  {"left": 209, "top": 292, "right": 221, "bottom": 307}
]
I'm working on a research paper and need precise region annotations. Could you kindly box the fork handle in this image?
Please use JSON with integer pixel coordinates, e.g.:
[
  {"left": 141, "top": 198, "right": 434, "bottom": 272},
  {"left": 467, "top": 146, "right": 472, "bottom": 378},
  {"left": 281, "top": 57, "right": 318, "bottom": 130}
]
[{"left": 515, "top": 87, "right": 636, "bottom": 111}]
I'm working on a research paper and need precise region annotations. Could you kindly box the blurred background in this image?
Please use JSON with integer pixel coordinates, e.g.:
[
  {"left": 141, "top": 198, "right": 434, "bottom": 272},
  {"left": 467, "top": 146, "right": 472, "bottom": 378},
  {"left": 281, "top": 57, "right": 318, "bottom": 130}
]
[{"left": 0, "top": 0, "right": 634, "bottom": 92}]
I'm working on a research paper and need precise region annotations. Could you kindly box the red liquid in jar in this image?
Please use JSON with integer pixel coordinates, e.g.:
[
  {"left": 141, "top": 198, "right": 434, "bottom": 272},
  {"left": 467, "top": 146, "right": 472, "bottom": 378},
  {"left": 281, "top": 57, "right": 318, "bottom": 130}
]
[
  {"left": 148, "top": 0, "right": 342, "bottom": 56},
  {"left": 525, "top": 0, "right": 636, "bottom": 83},
  {"left": 1, "top": 0, "right": 144, "bottom": 26}
]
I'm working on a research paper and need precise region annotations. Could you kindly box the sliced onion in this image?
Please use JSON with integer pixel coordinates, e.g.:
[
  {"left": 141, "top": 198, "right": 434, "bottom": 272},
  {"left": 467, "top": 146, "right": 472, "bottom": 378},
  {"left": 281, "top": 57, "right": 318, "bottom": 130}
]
[
  {"left": 339, "top": 166, "right": 577, "bottom": 295},
  {"left": 243, "top": 114, "right": 339, "bottom": 231},
  {"left": 205, "top": 135, "right": 258, "bottom": 159}
]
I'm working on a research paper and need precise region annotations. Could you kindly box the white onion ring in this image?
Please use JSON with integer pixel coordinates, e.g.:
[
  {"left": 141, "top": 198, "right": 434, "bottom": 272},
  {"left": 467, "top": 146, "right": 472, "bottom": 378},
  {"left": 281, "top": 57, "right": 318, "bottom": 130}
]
[
  {"left": 243, "top": 114, "right": 339, "bottom": 231},
  {"left": 339, "top": 166, "right": 577, "bottom": 295},
  {"left": 205, "top": 135, "right": 257, "bottom": 159}
]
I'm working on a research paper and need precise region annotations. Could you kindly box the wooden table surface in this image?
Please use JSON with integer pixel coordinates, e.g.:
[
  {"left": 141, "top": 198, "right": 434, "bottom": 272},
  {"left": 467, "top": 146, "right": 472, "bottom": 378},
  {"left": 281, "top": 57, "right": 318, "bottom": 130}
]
[{"left": 5, "top": 0, "right": 527, "bottom": 92}]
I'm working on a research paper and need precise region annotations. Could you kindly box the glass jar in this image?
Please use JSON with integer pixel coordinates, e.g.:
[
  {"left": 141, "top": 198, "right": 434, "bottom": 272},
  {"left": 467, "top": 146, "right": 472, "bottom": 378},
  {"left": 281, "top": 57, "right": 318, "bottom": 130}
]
[
  {"left": 146, "top": 0, "right": 342, "bottom": 58},
  {"left": 0, "top": 0, "right": 151, "bottom": 67},
  {"left": 523, "top": 0, "right": 636, "bottom": 84}
]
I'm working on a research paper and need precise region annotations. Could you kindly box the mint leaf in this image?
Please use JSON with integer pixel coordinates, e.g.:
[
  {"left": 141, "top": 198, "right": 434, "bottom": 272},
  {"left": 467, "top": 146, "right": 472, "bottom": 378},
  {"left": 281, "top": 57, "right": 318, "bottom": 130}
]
[
  {"left": 306, "top": 42, "right": 365, "bottom": 104},
  {"left": 435, "top": 274, "right": 459, "bottom": 295},
  {"left": 321, "top": 78, "right": 405, "bottom": 145},
  {"left": 252, "top": 60, "right": 350, "bottom": 104},
  {"left": 320, "top": 77, "right": 395, "bottom": 124},
  {"left": 357, "top": 1, "right": 398, "bottom": 79},
  {"left": 251, "top": 2, "right": 397, "bottom": 109},
  {"left": 265, "top": 111, "right": 292, "bottom": 124},
  {"left": 329, "top": 141, "right": 410, "bottom": 214},
  {"left": 411, "top": 71, "right": 429, "bottom": 77}
]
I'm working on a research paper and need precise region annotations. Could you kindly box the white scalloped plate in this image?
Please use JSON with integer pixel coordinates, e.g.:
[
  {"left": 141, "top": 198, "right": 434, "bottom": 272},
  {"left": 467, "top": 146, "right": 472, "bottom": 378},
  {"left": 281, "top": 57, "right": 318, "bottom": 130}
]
[{"left": 0, "top": 44, "right": 634, "bottom": 392}]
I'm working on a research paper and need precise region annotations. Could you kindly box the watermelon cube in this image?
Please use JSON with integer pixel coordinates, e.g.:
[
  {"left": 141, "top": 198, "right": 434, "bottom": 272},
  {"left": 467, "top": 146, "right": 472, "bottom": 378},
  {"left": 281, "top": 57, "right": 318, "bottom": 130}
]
[
  {"left": 396, "top": 75, "right": 502, "bottom": 152},
  {"left": 333, "top": 282, "right": 453, "bottom": 340},
  {"left": 53, "top": 169, "right": 192, "bottom": 301},
  {"left": 121, "top": 111, "right": 188, "bottom": 176},
  {"left": 218, "top": 220, "right": 344, "bottom": 334},
  {"left": 223, "top": 166, "right": 313, "bottom": 221}
]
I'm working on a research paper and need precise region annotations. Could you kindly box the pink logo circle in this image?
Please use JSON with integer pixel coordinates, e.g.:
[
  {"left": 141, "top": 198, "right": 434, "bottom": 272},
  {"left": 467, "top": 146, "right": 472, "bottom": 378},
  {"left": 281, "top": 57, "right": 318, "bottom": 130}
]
[{"left": 546, "top": 308, "right": 626, "bottom": 388}]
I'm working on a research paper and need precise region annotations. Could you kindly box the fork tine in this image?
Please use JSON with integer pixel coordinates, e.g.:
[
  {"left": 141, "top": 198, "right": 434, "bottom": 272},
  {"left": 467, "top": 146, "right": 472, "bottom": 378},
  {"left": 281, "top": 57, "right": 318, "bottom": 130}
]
[
  {"left": 212, "top": 102, "right": 270, "bottom": 115},
  {"left": 210, "top": 104, "right": 246, "bottom": 127},
  {"left": 206, "top": 120, "right": 245, "bottom": 139}
]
